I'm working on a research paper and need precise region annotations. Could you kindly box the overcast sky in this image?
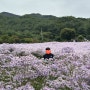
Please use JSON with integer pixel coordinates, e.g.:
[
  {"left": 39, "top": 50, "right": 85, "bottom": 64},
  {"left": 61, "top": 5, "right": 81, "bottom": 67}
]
[{"left": 0, "top": 0, "right": 90, "bottom": 18}]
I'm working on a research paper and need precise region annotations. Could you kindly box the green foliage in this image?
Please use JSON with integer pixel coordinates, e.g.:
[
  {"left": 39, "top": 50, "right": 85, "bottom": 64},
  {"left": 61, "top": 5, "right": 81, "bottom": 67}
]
[
  {"left": 31, "top": 50, "right": 44, "bottom": 58},
  {"left": 60, "top": 28, "right": 76, "bottom": 41},
  {"left": 30, "top": 76, "right": 46, "bottom": 90},
  {"left": 0, "top": 12, "right": 90, "bottom": 43},
  {"left": 49, "top": 75, "right": 58, "bottom": 80},
  {"left": 77, "top": 35, "right": 84, "bottom": 42},
  {"left": 58, "top": 86, "right": 72, "bottom": 90}
]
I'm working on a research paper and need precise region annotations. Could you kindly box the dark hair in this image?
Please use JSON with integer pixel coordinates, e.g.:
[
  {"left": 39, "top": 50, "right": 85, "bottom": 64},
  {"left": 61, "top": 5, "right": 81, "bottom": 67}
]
[{"left": 46, "top": 47, "right": 50, "bottom": 50}]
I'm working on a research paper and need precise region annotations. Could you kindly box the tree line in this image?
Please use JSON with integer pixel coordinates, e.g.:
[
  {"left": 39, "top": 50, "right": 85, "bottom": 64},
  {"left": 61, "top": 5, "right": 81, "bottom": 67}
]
[{"left": 0, "top": 12, "right": 90, "bottom": 43}]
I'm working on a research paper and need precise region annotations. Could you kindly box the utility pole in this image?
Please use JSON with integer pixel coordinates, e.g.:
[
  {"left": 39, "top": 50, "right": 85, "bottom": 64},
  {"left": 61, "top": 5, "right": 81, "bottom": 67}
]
[{"left": 41, "top": 28, "right": 43, "bottom": 42}]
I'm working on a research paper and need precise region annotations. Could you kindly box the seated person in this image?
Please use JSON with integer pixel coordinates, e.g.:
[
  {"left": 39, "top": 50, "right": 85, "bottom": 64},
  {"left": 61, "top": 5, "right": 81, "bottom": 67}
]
[{"left": 43, "top": 47, "right": 54, "bottom": 59}]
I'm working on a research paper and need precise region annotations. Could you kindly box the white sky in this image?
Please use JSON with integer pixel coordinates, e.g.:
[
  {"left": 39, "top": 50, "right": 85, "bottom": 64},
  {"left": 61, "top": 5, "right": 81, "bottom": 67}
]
[{"left": 0, "top": 0, "right": 90, "bottom": 18}]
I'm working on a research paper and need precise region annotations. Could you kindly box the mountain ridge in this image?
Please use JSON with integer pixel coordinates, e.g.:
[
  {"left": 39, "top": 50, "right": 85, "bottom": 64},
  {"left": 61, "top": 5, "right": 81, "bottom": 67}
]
[
  {"left": 0, "top": 12, "right": 57, "bottom": 18},
  {"left": 0, "top": 12, "right": 20, "bottom": 17}
]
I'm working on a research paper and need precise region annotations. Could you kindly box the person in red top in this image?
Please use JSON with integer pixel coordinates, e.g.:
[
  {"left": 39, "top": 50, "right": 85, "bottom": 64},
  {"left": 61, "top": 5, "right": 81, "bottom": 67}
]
[{"left": 43, "top": 47, "right": 54, "bottom": 59}]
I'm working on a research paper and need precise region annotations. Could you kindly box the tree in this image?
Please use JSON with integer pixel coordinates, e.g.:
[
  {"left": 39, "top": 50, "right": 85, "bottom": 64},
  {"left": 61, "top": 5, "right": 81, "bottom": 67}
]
[
  {"left": 0, "top": 12, "right": 90, "bottom": 43},
  {"left": 60, "top": 28, "right": 76, "bottom": 41},
  {"left": 77, "top": 35, "right": 84, "bottom": 42}
]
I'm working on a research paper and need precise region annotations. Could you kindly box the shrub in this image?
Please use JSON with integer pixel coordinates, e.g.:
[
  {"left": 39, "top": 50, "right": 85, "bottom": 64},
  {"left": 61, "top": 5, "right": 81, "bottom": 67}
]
[
  {"left": 31, "top": 50, "right": 44, "bottom": 58},
  {"left": 60, "top": 28, "right": 76, "bottom": 41}
]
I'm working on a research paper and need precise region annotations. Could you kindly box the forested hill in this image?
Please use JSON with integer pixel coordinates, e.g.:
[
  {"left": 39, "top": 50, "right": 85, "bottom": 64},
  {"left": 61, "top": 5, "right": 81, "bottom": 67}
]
[{"left": 0, "top": 12, "right": 90, "bottom": 43}]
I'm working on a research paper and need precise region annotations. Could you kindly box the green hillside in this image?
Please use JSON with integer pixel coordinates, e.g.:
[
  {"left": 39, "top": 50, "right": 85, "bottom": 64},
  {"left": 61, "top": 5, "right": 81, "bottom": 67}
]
[{"left": 0, "top": 12, "right": 90, "bottom": 43}]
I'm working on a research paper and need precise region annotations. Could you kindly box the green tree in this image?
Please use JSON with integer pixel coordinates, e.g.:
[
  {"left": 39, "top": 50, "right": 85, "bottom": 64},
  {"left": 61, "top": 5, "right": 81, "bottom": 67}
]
[
  {"left": 60, "top": 28, "right": 76, "bottom": 41},
  {"left": 0, "top": 38, "right": 3, "bottom": 43},
  {"left": 9, "top": 35, "right": 20, "bottom": 43},
  {"left": 77, "top": 35, "right": 84, "bottom": 42},
  {"left": 23, "top": 38, "right": 33, "bottom": 43},
  {"left": 1, "top": 35, "right": 9, "bottom": 43},
  {"left": 0, "top": 12, "right": 90, "bottom": 42}
]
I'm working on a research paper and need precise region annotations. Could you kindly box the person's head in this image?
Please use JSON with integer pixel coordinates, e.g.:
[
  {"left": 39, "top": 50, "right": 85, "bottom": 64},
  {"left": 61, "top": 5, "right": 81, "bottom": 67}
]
[{"left": 45, "top": 47, "right": 51, "bottom": 54}]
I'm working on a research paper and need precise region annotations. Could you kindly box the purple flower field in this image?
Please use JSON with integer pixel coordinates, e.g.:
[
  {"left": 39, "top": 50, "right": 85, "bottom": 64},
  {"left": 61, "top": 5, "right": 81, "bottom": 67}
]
[{"left": 0, "top": 42, "right": 90, "bottom": 90}]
